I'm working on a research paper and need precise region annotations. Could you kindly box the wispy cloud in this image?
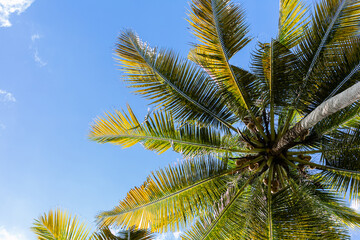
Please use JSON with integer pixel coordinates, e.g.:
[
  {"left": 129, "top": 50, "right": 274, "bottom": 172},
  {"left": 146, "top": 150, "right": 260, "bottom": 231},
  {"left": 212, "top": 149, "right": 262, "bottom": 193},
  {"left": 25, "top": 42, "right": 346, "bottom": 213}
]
[
  {"left": 0, "top": 0, "right": 34, "bottom": 27},
  {"left": 0, "top": 226, "right": 28, "bottom": 240},
  {"left": 31, "top": 33, "right": 40, "bottom": 42},
  {"left": 34, "top": 49, "right": 47, "bottom": 66},
  {"left": 0, "top": 89, "right": 16, "bottom": 102},
  {"left": 30, "top": 33, "right": 47, "bottom": 67}
]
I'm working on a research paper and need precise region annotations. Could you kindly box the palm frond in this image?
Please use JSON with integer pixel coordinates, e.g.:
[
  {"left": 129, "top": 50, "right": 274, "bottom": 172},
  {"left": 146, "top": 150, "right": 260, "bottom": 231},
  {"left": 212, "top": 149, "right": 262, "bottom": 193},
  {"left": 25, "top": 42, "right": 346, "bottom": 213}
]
[
  {"left": 299, "top": 0, "right": 360, "bottom": 84},
  {"left": 182, "top": 174, "right": 256, "bottom": 240},
  {"left": 287, "top": 173, "right": 360, "bottom": 229},
  {"left": 115, "top": 30, "right": 237, "bottom": 131},
  {"left": 89, "top": 105, "right": 249, "bottom": 157},
  {"left": 189, "top": 46, "right": 263, "bottom": 120},
  {"left": 32, "top": 209, "right": 91, "bottom": 240},
  {"left": 278, "top": 0, "right": 309, "bottom": 48},
  {"left": 272, "top": 178, "right": 352, "bottom": 239},
  {"left": 97, "top": 157, "right": 231, "bottom": 232},
  {"left": 184, "top": 175, "right": 351, "bottom": 240},
  {"left": 284, "top": 0, "right": 360, "bottom": 126},
  {"left": 251, "top": 41, "right": 303, "bottom": 111},
  {"left": 188, "top": 0, "right": 266, "bottom": 136},
  {"left": 313, "top": 128, "right": 360, "bottom": 200},
  {"left": 303, "top": 37, "right": 360, "bottom": 114}
]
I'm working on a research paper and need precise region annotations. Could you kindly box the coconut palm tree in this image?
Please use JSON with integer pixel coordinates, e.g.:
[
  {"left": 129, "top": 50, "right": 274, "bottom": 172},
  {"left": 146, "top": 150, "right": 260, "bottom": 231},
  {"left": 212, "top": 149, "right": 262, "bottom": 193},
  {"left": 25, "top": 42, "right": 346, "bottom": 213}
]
[
  {"left": 32, "top": 209, "right": 154, "bottom": 240},
  {"left": 89, "top": 0, "right": 360, "bottom": 238}
]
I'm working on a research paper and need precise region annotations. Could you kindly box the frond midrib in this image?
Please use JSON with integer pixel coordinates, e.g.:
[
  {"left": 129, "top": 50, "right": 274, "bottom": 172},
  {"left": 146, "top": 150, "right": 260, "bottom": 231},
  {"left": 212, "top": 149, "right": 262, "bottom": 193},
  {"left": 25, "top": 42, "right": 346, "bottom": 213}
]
[
  {"left": 282, "top": 0, "right": 347, "bottom": 135},
  {"left": 199, "top": 175, "right": 255, "bottom": 240},
  {"left": 100, "top": 169, "right": 232, "bottom": 217},
  {"left": 210, "top": 0, "right": 250, "bottom": 110},
  {"left": 90, "top": 133, "right": 250, "bottom": 153},
  {"left": 128, "top": 35, "right": 237, "bottom": 132}
]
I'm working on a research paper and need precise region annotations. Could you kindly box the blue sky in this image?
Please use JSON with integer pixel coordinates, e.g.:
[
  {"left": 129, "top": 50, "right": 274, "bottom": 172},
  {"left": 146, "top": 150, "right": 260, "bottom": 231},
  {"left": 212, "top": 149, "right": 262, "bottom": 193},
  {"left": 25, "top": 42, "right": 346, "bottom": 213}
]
[{"left": 0, "top": 0, "right": 360, "bottom": 239}]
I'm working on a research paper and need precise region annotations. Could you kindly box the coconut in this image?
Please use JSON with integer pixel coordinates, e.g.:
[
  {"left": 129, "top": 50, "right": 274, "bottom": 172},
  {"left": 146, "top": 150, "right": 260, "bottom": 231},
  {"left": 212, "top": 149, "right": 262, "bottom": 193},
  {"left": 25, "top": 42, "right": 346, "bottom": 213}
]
[
  {"left": 263, "top": 178, "right": 269, "bottom": 186},
  {"left": 248, "top": 162, "right": 259, "bottom": 171}
]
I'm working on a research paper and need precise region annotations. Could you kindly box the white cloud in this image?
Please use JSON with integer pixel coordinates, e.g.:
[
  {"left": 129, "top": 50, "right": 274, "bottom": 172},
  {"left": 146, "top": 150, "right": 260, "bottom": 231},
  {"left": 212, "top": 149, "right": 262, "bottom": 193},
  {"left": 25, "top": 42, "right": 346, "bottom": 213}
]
[
  {"left": 34, "top": 49, "right": 47, "bottom": 67},
  {"left": 31, "top": 33, "right": 40, "bottom": 42},
  {"left": 0, "top": 227, "right": 27, "bottom": 240},
  {"left": 30, "top": 33, "right": 47, "bottom": 67},
  {"left": 0, "top": 0, "right": 34, "bottom": 27},
  {"left": 0, "top": 89, "right": 16, "bottom": 102}
]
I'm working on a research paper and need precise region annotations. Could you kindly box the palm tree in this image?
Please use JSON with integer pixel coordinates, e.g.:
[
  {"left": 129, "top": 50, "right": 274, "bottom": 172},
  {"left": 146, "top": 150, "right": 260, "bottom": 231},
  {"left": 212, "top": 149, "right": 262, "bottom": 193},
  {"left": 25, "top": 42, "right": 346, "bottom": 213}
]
[
  {"left": 89, "top": 0, "right": 360, "bottom": 238},
  {"left": 32, "top": 209, "right": 154, "bottom": 240}
]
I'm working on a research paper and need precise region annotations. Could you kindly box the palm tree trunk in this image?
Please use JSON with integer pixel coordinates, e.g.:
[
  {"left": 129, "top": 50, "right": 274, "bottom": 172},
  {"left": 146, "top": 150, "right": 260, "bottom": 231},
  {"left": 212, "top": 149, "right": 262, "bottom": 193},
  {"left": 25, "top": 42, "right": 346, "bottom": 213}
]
[{"left": 272, "top": 81, "right": 360, "bottom": 154}]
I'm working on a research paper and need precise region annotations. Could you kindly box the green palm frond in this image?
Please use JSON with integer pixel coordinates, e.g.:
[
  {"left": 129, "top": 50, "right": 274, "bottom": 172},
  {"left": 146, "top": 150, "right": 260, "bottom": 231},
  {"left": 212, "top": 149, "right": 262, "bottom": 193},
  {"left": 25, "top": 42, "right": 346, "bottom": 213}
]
[
  {"left": 32, "top": 209, "right": 91, "bottom": 240},
  {"left": 311, "top": 129, "right": 360, "bottom": 200},
  {"left": 299, "top": 0, "right": 360, "bottom": 82},
  {"left": 272, "top": 180, "right": 352, "bottom": 239},
  {"left": 278, "top": 0, "right": 309, "bottom": 48},
  {"left": 287, "top": 174, "right": 360, "bottom": 228},
  {"left": 311, "top": 185, "right": 360, "bottom": 229},
  {"left": 184, "top": 177, "right": 352, "bottom": 240},
  {"left": 283, "top": 0, "right": 360, "bottom": 127},
  {"left": 251, "top": 40, "right": 305, "bottom": 140},
  {"left": 89, "top": 104, "right": 249, "bottom": 157},
  {"left": 303, "top": 37, "right": 360, "bottom": 114},
  {"left": 189, "top": 45, "right": 263, "bottom": 119},
  {"left": 187, "top": 0, "right": 267, "bottom": 137},
  {"left": 97, "top": 157, "right": 232, "bottom": 232},
  {"left": 115, "top": 30, "right": 237, "bottom": 131},
  {"left": 182, "top": 179, "right": 253, "bottom": 240},
  {"left": 188, "top": 0, "right": 251, "bottom": 60},
  {"left": 290, "top": 156, "right": 360, "bottom": 202}
]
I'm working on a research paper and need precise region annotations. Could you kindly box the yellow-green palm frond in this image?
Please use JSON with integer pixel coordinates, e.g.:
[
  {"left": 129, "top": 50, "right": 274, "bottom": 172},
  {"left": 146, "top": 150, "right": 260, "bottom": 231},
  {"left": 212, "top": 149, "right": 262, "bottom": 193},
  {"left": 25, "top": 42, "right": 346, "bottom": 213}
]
[
  {"left": 115, "top": 30, "right": 237, "bottom": 132},
  {"left": 188, "top": 0, "right": 251, "bottom": 59},
  {"left": 189, "top": 46, "right": 263, "bottom": 120},
  {"left": 32, "top": 209, "right": 91, "bottom": 240},
  {"left": 187, "top": 0, "right": 255, "bottom": 117},
  {"left": 89, "top": 104, "right": 249, "bottom": 157},
  {"left": 97, "top": 157, "right": 231, "bottom": 232},
  {"left": 278, "top": 0, "right": 309, "bottom": 48},
  {"left": 311, "top": 38, "right": 360, "bottom": 117}
]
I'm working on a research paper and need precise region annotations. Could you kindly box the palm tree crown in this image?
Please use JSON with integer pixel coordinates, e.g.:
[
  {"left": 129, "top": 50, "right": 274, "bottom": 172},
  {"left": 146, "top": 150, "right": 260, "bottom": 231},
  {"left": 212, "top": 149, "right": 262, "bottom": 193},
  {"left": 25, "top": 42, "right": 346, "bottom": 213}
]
[{"left": 89, "top": 0, "right": 360, "bottom": 239}]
